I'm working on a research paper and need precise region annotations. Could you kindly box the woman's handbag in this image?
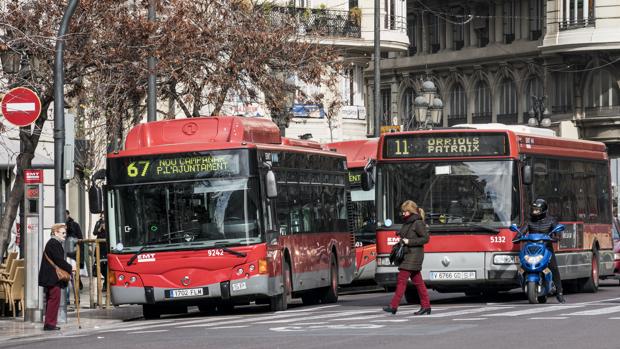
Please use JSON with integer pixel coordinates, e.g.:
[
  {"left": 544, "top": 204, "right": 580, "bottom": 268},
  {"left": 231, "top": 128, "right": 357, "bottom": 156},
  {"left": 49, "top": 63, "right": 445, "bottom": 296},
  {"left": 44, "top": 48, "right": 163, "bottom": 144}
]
[
  {"left": 389, "top": 241, "right": 406, "bottom": 265},
  {"left": 44, "top": 253, "right": 71, "bottom": 282}
]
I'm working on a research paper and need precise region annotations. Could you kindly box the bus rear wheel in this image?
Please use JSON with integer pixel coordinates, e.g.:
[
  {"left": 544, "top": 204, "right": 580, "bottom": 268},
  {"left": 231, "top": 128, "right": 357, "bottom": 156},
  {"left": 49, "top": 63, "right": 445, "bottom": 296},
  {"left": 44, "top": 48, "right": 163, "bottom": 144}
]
[
  {"left": 320, "top": 254, "right": 339, "bottom": 304},
  {"left": 270, "top": 258, "right": 291, "bottom": 311},
  {"left": 579, "top": 249, "right": 600, "bottom": 293}
]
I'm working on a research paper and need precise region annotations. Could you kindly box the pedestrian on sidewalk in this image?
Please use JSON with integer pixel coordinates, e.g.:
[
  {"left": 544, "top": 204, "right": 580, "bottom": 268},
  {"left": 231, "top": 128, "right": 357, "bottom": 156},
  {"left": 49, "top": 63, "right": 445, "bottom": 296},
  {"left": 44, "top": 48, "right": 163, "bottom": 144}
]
[
  {"left": 93, "top": 213, "right": 108, "bottom": 291},
  {"left": 65, "top": 210, "right": 84, "bottom": 302},
  {"left": 39, "top": 223, "right": 73, "bottom": 331},
  {"left": 383, "top": 200, "right": 432, "bottom": 315}
]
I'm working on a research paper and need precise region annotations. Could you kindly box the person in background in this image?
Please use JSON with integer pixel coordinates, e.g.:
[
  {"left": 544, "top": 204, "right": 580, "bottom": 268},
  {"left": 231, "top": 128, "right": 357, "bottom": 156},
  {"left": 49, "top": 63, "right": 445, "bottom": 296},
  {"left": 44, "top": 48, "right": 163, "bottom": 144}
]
[
  {"left": 65, "top": 210, "right": 84, "bottom": 302},
  {"left": 39, "top": 224, "right": 73, "bottom": 331},
  {"left": 383, "top": 200, "right": 431, "bottom": 315},
  {"left": 93, "top": 213, "right": 108, "bottom": 291}
]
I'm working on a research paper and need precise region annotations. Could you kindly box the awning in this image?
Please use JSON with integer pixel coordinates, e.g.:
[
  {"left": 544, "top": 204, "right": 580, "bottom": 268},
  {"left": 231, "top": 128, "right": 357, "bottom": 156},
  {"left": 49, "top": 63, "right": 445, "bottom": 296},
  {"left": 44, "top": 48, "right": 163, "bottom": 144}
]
[{"left": 0, "top": 136, "right": 54, "bottom": 169}]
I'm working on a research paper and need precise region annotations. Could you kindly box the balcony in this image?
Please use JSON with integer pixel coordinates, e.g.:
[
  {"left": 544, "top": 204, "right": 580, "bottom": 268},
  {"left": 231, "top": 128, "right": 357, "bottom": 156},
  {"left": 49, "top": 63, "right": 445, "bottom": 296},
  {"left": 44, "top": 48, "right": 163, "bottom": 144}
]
[
  {"left": 497, "top": 113, "right": 518, "bottom": 125},
  {"left": 585, "top": 105, "right": 620, "bottom": 118},
  {"left": 271, "top": 7, "right": 361, "bottom": 38},
  {"left": 454, "top": 40, "right": 464, "bottom": 51},
  {"left": 472, "top": 112, "right": 492, "bottom": 124},
  {"left": 447, "top": 114, "right": 467, "bottom": 127},
  {"left": 552, "top": 105, "right": 573, "bottom": 114}
]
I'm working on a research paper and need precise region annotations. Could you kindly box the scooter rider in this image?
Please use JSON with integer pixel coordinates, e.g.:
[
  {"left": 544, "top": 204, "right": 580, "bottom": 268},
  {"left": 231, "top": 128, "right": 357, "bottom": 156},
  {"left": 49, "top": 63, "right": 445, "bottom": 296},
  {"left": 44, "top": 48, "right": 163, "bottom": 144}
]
[{"left": 516, "top": 199, "right": 566, "bottom": 304}]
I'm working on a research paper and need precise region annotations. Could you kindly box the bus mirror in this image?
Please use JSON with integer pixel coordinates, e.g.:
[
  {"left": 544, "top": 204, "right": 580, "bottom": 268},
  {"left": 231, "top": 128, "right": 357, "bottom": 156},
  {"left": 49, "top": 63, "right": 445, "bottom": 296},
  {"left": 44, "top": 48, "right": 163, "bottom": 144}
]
[
  {"left": 523, "top": 165, "right": 532, "bottom": 185},
  {"left": 361, "top": 171, "right": 374, "bottom": 191},
  {"left": 266, "top": 170, "right": 278, "bottom": 198},
  {"left": 88, "top": 185, "right": 104, "bottom": 214}
]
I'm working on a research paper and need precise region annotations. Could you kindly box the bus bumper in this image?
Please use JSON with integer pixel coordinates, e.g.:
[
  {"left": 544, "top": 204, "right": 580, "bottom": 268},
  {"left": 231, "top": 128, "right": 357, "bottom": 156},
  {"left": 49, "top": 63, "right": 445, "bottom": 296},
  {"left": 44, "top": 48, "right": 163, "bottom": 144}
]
[
  {"left": 374, "top": 252, "right": 520, "bottom": 292},
  {"left": 110, "top": 274, "right": 274, "bottom": 305}
]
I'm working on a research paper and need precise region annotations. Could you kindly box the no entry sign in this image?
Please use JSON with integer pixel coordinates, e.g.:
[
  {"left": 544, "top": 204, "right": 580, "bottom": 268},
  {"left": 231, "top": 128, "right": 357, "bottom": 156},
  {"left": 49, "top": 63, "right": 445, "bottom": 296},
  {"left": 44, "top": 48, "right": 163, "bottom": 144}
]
[{"left": 0, "top": 87, "right": 42, "bottom": 127}]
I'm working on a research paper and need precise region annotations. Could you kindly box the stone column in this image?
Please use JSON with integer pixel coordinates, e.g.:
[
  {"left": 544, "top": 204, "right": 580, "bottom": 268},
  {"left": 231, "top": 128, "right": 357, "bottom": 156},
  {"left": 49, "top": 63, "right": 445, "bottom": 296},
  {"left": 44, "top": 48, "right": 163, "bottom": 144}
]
[
  {"left": 514, "top": 1, "right": 522, "bottom": 40},
  {"left": 439, "top": 18, "right": 446, "bottom": 51},
  {"left": 489, "top": 4, "right": 496, "bottom": 43},
  {"left": 420, "top": 13, "right": 428, "bottom": 54},
  {"left": 469, "top": 21, "right": 477, "bottom": 47},
  {"left": 495, "top": 0, "right": 504, "bottom": 44}
]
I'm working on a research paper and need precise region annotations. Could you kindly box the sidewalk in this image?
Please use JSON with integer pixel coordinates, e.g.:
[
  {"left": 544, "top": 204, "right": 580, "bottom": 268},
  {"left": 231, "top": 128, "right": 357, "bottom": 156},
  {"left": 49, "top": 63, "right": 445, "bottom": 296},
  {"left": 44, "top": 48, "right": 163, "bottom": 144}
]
[{"left": 0, "top": 275, "right": 142, "bottom": 342}]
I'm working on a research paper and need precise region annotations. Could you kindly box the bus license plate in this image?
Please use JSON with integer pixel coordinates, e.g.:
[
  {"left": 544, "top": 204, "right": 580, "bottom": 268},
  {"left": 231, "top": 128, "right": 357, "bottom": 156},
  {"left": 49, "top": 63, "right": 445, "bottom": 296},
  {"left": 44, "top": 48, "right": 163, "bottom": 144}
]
[
  {"left": 430, "top": 271, "right": 476, "bottom": 280},
  {"left": 170, "top": 288, "right": 204, "bottom": 298}
]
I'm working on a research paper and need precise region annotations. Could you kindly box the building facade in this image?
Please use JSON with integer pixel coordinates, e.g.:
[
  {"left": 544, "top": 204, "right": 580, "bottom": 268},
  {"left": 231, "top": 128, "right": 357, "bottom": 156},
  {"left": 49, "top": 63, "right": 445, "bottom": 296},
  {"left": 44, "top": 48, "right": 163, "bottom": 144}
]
[{"left": 369, "top": 0, "right": 620, "bottom": 155}]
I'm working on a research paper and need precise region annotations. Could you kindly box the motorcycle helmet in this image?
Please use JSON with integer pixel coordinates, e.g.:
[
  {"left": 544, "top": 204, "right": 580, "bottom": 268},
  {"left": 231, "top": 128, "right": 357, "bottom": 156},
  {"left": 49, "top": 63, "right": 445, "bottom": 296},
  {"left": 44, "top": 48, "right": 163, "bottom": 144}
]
[{"left": 530, "top": 198, "right": 548, "bottom": 219}]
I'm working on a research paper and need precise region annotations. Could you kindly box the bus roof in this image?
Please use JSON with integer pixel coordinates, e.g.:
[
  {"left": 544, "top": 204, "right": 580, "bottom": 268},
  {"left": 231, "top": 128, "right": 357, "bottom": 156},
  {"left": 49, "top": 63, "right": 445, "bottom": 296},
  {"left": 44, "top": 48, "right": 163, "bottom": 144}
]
[
  {"left": 327, "top": 139, "right": 378, "bottom": 168},
  {"left": 113, "top": 116, "right": 338, "bottom": 157},
  {"left": 378, "top": 128, "right": 608, "bottom": 161}
]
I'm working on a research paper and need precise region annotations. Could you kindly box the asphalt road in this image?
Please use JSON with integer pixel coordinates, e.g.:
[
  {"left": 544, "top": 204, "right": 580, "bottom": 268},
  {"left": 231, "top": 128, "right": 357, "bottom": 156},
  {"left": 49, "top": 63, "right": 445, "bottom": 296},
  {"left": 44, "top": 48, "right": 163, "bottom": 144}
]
[{"left": 4, "top": 280, "right": 620, "bottom": 349}]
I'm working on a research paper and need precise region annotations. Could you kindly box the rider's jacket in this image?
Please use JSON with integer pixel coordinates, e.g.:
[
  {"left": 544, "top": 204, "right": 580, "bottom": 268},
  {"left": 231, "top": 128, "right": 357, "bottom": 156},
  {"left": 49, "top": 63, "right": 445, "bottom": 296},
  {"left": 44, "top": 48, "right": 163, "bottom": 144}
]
[{"left": 525, "top": 214, "right": 559, "bottom": 236}]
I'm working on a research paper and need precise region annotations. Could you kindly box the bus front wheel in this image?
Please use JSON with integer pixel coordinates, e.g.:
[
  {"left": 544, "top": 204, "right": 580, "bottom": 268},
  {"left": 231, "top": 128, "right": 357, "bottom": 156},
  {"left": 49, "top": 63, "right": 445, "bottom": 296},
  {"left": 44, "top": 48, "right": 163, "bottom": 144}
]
[
  {"left": 579, "top": 249, "right": 600, "bottom": 293},
  {"left": 270, "top": 258, "right": 291, "bottom": 311}
]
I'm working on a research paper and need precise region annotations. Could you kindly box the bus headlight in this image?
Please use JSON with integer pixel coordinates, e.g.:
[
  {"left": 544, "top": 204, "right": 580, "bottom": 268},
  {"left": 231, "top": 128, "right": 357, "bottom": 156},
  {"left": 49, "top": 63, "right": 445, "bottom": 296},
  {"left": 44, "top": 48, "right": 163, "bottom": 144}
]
[
  {"left": 524, "top": 255, "right": 543, "bottom": 265},
  {"left": 493, "top": 255, "right": 517, "bottom": 265}
]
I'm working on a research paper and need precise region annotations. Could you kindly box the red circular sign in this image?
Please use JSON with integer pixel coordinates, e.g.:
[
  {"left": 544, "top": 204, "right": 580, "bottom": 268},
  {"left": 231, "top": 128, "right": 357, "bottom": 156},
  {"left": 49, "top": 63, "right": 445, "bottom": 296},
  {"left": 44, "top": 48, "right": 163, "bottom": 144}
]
[{"left": 1, "top": 87, "right": 42, "bottom": 127}]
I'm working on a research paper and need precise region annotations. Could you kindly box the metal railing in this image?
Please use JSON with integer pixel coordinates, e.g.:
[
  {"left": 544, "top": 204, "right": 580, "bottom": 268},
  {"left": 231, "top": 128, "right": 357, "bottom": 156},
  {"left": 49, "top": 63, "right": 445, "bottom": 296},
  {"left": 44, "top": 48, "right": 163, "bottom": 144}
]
[
  {"left": 560, "top": 17, "right": 596, "bottom": 30},
  {"left": 270, "top": 7, "right": 361, "bottom": 38},
  {"left": 447, "top": 114, "right": 467, "bottom": 126},
  {"left": 497, "top": 113, "right": 518, "bottom": 125},
  {"left": 472, "top": 112, "right": 492, "bottom": 123}
]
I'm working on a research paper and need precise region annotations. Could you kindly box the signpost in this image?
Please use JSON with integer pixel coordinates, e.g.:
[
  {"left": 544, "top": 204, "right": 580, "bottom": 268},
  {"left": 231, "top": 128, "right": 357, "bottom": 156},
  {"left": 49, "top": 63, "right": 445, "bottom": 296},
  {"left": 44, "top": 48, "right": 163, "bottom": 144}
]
[
  {"left": 23, "top": 169, "right": 44, "bottom": 322},
  {"left": 0, "top": 87, "right": 42, "bottom": 127}
]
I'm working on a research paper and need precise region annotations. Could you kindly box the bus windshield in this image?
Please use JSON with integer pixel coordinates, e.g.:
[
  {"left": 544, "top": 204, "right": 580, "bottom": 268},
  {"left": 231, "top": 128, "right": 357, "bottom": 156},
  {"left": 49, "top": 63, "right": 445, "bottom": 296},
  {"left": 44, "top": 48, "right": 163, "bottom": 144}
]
[
  {"left": 110, "top": 178, "right": 261, "bottom": 251},
  {"left": 379, "top": 160, "right": 519, "bottom": 228},
  {"left": 350, "top": 188, "right": 376, "bottom": 244}
]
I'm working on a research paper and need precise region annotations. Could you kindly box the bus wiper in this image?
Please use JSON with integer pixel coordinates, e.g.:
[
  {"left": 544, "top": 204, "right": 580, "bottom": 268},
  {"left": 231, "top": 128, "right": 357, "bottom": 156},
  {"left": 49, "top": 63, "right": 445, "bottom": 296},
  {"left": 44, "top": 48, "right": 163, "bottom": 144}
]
[{"left": 213, "top": 242, "right": 248, "bottom": 257}]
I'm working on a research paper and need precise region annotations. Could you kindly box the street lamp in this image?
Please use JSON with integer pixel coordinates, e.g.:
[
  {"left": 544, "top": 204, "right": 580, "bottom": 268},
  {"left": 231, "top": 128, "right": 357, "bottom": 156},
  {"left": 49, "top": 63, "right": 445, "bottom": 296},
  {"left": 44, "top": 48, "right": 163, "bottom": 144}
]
[
  {"left": 528, "top": 96, "right": 552, "bottom": 127},
  {"left": 412, "top": 79, "right": 443, "bottom": 129}
]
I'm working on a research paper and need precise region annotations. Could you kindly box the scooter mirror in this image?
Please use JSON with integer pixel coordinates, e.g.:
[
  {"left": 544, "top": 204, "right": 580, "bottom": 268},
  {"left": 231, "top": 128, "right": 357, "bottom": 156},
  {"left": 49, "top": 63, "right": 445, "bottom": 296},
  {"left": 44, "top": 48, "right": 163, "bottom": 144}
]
[
  {"left": 551, "top": 224, "right": 565, "bottom": 234},
  {"left": 509, "top": 224, "right": 520, "bottom": 233}
]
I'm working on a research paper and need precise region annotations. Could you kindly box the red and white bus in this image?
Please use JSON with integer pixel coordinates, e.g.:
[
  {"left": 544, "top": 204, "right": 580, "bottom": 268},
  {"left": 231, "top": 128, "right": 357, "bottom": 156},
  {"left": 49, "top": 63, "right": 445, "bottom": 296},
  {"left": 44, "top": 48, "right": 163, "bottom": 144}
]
[
  {"left": 91, "top": 116, "right": 355, "bottom": 318},
  {"left": 328, "top": 139, "right": 378, "bottom": 282},
  {"left": 369, "top": 125, "right": 614, "bottom": 299}
]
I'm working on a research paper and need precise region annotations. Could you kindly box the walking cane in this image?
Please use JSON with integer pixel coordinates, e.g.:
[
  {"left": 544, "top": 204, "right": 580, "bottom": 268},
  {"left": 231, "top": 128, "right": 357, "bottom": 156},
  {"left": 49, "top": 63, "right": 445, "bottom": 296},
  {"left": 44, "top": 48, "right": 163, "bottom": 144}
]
[{"left": 74, "top": 272, "right": 81, "bottom": 329}]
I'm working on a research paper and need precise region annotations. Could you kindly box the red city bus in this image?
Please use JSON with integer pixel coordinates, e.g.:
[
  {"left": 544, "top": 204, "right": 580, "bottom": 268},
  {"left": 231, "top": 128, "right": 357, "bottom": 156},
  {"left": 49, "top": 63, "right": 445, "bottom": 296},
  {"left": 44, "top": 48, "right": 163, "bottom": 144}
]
[
  {"left": 91, "top": 116, "right": 355, "bottom": 318},
  {"left": 328, "top": 139, "right": 378, "bottom": 282},
  {"left": 369, "top": 125, "right": 614, "bottom": 300}
]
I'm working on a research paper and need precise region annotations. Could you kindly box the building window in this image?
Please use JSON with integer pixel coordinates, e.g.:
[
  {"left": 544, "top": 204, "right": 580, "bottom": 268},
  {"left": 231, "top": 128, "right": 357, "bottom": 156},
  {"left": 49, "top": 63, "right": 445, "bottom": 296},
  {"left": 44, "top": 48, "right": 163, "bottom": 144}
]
[
  {"left": 381, "top": 88, "right": 392, "bottom": 126},
  {"left": 473, "top": 80, "right": 492, "bottom": 123},
  {"left": 448, "top": 83, "right": 467, "bottom": 126},
  {"left": 503, "top": 0, "right": 516, "bottom": 44},
  {"left": 585, "top": 69, "right": 620, "bottom": 111},
  {"left": 525, "top": 77, "right": 544, "bottom": 114},
  {"left": 552, "top": 72, "right": 573, "bottom": 113},
  {"left": 453, "top": 7, "right": 465, "bottom": 50},
  {"left": 561, "top": 0, "right": 595, "bottom": 30},
  {"left": 402, "top": 87, "right": 416, "bottom": 129},
  {"left": 429, "top": 15, "right": 440, "bottom": 53},
  {"left": 498, "top": 78, "right": 517, "bottom": 124},
  {"left": 529, "top": 0, "right": 544, "bottom": 40},
  {"left": 407, "top": 13, "right": 417, "bottom": 56}
]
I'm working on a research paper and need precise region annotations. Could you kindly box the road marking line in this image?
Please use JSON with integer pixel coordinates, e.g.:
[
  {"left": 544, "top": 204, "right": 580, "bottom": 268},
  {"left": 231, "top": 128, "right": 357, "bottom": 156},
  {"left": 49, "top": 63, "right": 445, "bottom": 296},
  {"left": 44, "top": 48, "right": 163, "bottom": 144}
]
[
  {"left": 372, "top": 319, "right": 409, "bottom": 322},
  {"left": 529, "top": 317, "right": 568, "bottom": 320},
  {"left": 453, "top": 318, "right": 486, "bottom": 321},
  {"left": 414, "top": 306, "right": 512, "bottom": 318},
  {"left": 177, "top": 310, "right": 348, "bottom": 328},
  {"left": 128, "top": 330, "right": 169, "bottom": 334},
  {"left": 487, "top": 305, "right": 583, "bottom": 317},
  {"left": 209, "top": 325, "right": 249, "bottom": 329},
  {"left": 278, "top": 305, "right": 340, "bottom": 313},
  {"left": 563, "top": 305, "right": 620, "bottom": 316}
]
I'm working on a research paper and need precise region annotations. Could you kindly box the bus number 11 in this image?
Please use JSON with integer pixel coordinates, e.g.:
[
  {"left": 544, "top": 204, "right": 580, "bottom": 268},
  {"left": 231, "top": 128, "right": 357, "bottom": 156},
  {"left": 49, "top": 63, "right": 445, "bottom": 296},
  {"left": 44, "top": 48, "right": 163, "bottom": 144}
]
[{"left": 393, "top": 139, "right": 410, "bottom": 155}]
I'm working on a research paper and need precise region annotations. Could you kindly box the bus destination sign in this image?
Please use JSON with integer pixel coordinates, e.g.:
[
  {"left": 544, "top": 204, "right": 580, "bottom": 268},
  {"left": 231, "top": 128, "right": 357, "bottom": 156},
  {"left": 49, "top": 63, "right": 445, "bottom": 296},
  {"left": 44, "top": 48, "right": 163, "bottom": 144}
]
[
  {"left": 109, "top": 151, "right": 243, "bottom": 185},
  {"left": 348, "top": 169, "right": 363, "bottom": 188},
  {"left": 383, "top": 133, "right": 509, "bottom": 158}
]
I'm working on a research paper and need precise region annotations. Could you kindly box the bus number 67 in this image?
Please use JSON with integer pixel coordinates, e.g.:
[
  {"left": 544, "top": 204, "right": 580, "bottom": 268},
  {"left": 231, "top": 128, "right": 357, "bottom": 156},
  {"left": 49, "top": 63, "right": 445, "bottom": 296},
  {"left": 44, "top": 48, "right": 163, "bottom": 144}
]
[{"left": 127, "top": 161, "right": 151, "bottom": 177}]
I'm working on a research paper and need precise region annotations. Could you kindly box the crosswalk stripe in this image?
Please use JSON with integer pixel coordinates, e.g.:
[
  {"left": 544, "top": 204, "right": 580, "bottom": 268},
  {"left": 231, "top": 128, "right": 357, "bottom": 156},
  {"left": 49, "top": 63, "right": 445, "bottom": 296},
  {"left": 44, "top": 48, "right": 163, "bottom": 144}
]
[
  {"left": 564, "top": 305, "right": 620, "bottom": 316},
  {"left": 100, "top": 315, "right": 241, "bottom": 333},
  {"left": 487, "top": 305, "right": 583, "bottom": 317},
  {"left": 414, "top": 306, "right": 512, "bottom": 318},
  {"left": 261, "top": 310, "right": 378, "bottom": 324},
  {"left": 177, "top": 310, "right": 341, "bottom": 328}
]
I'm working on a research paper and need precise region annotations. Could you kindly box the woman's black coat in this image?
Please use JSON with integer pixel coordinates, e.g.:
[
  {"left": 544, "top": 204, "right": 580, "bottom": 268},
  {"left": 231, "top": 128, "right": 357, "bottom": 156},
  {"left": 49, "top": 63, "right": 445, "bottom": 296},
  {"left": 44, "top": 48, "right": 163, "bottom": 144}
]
[
  {"left": 397, "top": 214, "right": 429, "bottom": 271},
  {"left": 38, "top": 237, "right": 73, "bottom": 288}
]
